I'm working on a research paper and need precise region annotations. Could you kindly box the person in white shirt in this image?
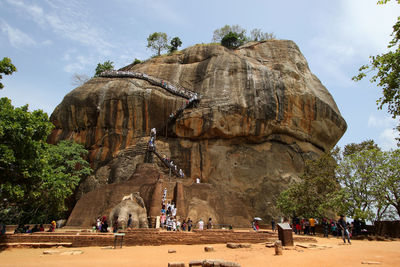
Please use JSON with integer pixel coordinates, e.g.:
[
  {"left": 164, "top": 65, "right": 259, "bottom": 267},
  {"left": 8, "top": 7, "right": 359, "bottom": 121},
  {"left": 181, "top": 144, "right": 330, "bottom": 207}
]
[{"left": 197, "top": 219, "right": 204, "bottom": 230}]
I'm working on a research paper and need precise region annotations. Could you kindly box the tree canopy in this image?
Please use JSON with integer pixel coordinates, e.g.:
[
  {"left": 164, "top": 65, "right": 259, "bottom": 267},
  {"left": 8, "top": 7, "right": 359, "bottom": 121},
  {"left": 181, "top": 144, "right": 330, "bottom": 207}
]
[
  {"left": 212, "top": 25, "right": 247, "bottom": 43},
  {"left": 147, "top": 32, "right": 169, "bottom": 56},
  {"left": 169, "top": 37, "right": 182, "bottom": 53},
  {"left": 94, "top": 60, "right": 114, "bottom": 77},
  {"left": 0, "top": 97, "right": 92, "bottom": 223},
  {"left": 277, "top": 140, "right": 400, "bottom": 222},
  {"left": 212, "top": 25, "right": 275, "bottom": 46},
  {"left": 221, "top": 32, "right": 245, "bottom": 49},
  {"left": 0, "top": 57, "right": 17, "bottom": 89},
  {"left": 277, "top": 149, "right": 341, "bottom": 219}
]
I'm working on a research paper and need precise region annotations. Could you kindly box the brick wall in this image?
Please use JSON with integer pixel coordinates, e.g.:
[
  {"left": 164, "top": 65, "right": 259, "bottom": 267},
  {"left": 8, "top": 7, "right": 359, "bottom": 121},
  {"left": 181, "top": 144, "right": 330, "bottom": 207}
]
[{"left": 0, "top": 229, "right": 315, "bottom": 247}]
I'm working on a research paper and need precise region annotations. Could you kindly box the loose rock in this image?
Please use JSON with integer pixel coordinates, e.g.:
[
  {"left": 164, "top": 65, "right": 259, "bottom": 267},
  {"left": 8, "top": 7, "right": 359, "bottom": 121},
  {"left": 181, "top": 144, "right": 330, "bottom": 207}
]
[
  {"left": 43, "top": 250, "right": 60, "bottom": 255},
  {"left": 60, "top": 250, "right": 83, "bottom": 256},
  {"left": 226, "top": 243, "right": 240, "bottom": 249},
  {"left": 168, "top": 249, "right": 177, "bottom": 253},
  {"left": 204, "top": 246, "right": 214, "bottom": 252},
  {"left": 274, "top": 240, "right": 283, "bottom": 255}
]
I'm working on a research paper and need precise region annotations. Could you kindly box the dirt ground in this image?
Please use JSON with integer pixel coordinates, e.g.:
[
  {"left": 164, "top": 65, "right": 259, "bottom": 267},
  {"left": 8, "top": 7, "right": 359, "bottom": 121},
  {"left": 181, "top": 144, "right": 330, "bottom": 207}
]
[{"left": 1, "top": 236, "right": 399, "bottom": 267}]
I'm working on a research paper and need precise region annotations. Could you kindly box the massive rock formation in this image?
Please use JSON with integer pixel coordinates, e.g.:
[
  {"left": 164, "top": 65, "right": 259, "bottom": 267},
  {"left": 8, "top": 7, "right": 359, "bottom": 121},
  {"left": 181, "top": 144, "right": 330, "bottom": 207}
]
[{"left": 50, "top": 40, "right": 346, "bottom": 227}]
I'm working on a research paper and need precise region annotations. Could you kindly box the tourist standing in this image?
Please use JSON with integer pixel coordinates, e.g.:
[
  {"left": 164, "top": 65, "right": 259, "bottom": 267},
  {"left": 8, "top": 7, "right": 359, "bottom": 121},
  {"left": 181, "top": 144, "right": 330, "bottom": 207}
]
[
  {"left": 187, "top": 218, "right": 193, "bottom": 231},
  {"left": 303, "top": 219, "right": 310, "bottom": 235},
  {"left": 198, "top": 219, "right": 204, "bottom": 230},
  {"left": 207, "top": 218, "right": 213, "bottom": 229},
  {"left": 181, "top": 219, "right": 186, "bottom": 231},
  {"left": 338, "top": 215, "right": 351, "bottom": 244},
  {"left": 96, "top": 217, "right": 101, "bottom": 232},
  {"left": 127, "top": 214, "right": 132, "bottom": 229},
  {"left": 309, "top": 217, "right": 316, "bottom": 235},
  {"left": 322, "top": 218, "right": 329, "bottom": 237},
  {"left": 113, "top": 216, "right": 119, "bottom": 233},
  {"left": 271, "top": 219, "right": 276, "bottom": 232}
]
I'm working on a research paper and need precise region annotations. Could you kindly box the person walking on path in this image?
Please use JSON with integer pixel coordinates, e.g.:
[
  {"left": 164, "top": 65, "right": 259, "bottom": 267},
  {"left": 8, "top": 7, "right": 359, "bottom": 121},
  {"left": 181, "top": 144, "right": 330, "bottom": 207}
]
[
  {"left": 322, "top": 218, "right": 329, "bottom": 237},
  {"left": 338, "top": 215, "right": 351, "bottom": 244}
]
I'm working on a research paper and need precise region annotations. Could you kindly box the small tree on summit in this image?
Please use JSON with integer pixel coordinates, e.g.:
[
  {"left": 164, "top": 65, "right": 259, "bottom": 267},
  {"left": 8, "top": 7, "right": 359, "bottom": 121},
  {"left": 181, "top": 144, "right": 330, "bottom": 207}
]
[
  {"left": 221, "top": 32, "right": 244, "bottom": 49},
  {"left": 169, "top": 37, "right": 182, "bottom": 53},
  {"left": 147, "top": 32, "right": 169, "bottom": 56},
  {"left": 94, "top": 60, "right": 114, "bottom": 77}
]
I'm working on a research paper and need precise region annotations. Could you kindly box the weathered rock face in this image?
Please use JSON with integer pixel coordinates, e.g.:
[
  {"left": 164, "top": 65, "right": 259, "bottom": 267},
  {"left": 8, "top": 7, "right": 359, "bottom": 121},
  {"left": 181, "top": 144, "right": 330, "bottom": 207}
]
[{"left": 51, "top": 40, "right": 346, "bottom": 226}]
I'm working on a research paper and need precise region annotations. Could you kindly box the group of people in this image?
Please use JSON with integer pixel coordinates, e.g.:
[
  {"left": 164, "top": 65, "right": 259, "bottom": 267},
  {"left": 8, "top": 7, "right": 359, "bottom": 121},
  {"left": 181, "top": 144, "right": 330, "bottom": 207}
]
[
  {"left": 148, "top": 127, "right": 185, "bottom": 178},
  {"left": 160, "top": 154, "right": 185, "bottom": 178},
  {"left": 96, "top": 216, "right": 109, "bottom": 232},
  {"left": 290, "top": 217, "right": 317, "bottom": 235},
  {"left": 159, "top": 187, "right": 212, "bottom": 231},
  {"left": 285, "top": 215, "right": 356, "bottom": 244},
  {"left": 168, "top": 93, "right": 199, "bottom": 123},
  {"left": 13, "top": 221, "right": 54, "bottom": 233}
]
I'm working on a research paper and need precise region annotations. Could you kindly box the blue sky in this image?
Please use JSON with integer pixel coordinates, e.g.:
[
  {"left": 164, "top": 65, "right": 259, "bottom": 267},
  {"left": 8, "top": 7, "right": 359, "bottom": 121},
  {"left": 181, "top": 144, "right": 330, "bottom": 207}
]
[{"left": 0, "top": 0, "right": 399, "bottom": 150}]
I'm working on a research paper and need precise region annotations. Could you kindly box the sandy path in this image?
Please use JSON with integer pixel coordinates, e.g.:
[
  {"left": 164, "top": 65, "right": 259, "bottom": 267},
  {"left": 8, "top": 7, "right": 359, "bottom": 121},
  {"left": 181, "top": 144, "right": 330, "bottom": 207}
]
[{"left": 1, "top": 237, "right": 399, "bottom": 267}]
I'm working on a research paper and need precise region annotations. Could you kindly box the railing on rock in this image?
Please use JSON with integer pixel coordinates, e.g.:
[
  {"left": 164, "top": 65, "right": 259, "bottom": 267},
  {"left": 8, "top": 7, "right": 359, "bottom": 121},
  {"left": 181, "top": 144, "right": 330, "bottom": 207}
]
[{"left": 99, "top": 70, "right": 199, "bottom": 100}]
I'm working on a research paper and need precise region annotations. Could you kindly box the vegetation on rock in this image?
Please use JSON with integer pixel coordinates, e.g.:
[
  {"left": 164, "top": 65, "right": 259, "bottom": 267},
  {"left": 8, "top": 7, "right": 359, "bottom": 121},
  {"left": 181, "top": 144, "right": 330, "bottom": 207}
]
[
  {"left": 169, "top": 37, "right": 182, "bottom": 53},
  {"left": 147, "top": 32, "right": 169, "bottom": 56},
  {"left": 71, "top": 73, "right": 90, "bottom": 87},
  {"left": 221, "top": 32, "right": 245, "bottom": 49},
  {"left": 212, "top": 25, "right": 275, "bottom": 46},
  {"left": 94, "top": 60, "right": 114, "bottom": 77}
]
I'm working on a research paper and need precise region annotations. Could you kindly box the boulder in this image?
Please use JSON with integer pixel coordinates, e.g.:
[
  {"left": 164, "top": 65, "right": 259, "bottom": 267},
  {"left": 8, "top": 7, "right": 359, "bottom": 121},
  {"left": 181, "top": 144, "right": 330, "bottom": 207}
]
[
  {"left": 51, "top": 41, "right": 346, "bottom": 227},
  {"left": 204, "top": 246, "right": 214, "bottom": 252},
  {"left": 109, "top": 193, "right": 148, "bottom": 229},
  {"left": 275, "top": 240, "right": 283, "bottom": 255}
]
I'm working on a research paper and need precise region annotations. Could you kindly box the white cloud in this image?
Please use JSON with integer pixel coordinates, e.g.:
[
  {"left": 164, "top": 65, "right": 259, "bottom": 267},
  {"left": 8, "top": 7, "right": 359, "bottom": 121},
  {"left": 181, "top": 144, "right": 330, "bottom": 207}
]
[
  {"left": 42, "top": 39, "right": 52, "bottom": 46},
  {"left": 379, "top": 128, "right": 398, "bottom": 151},
  {"left": 307, "top": 0, "right": 400, "bottom": 86},
  {"left": 368, "top": 114, "right": 397, "bottom": 128},
  {"left": 0, "top": 20, "right": 36, "bottom": 48},
  {"left": 63, "top": 55, "right": 92, "bottom": 73},
  {"left": 6, "top": 0, "right": 113, "bottom": 55},
  {"left": 367, "top": 114, "right": 399, "bottom": 150}
]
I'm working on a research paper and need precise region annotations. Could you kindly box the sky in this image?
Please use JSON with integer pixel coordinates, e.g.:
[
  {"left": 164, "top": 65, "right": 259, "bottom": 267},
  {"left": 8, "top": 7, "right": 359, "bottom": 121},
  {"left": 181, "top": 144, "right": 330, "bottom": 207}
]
[{"left": 0, "top": 0, "right": 399, "bottom": 150}]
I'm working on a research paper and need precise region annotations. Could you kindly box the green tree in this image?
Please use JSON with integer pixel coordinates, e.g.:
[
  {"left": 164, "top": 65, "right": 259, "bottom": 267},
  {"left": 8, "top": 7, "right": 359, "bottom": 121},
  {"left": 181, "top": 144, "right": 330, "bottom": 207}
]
[
  {"left": 353, "top": 0, "right": 400, "bottom": 144},
  {"left": 147, "top": 32, "right": 169, "bottom": 56},
  {"left": 94, "top": 60, "right": 114, "bottom": 77},
  {"left": 0, "top": 57, "right": 17, "bottom": 89},
  {"left": 0, "top": 98, "right": 92, "bottom": 223},
  {"left": 37, "top": 140, "right": 92, "bottom": 221},
  {"left": 169, "top": 37, "right": 182, "bottom": 53},
  {"left": 212, "top": 25, "right": 247, "bottom": 43},
  {"left": 336, "top": 140, "right": 400, "bottom": 221},
  {"left": 221, "top": 32, "right": 245, "bottom": 49},
  {"left": 372, "top": 149, "right": 400, "bottom": 220},
  {"left": 277, "top": 149, "right": 341, "bottom": 219},
  {"left": 132, "top": 58, "right": 142, "bottom": 65}
]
